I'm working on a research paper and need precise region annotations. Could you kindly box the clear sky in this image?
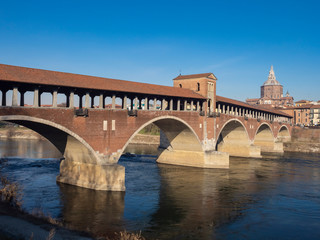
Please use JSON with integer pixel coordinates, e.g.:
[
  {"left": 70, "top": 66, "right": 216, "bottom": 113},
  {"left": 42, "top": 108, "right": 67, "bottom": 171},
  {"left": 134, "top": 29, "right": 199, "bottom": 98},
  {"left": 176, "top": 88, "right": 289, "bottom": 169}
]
[{"left": 1, "top": 0, "right": 319, "bottom": 102}]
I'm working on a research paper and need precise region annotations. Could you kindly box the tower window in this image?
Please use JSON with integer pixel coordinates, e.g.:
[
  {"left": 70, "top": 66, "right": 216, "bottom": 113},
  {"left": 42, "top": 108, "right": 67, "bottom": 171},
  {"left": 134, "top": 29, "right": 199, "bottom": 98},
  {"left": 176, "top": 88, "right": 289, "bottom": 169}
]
[
  {"left": 197, "top": 83, "right": 200, "bottom": 91},
  {"left": 179, "top": 84, "right": 182, "bottom": 88}
]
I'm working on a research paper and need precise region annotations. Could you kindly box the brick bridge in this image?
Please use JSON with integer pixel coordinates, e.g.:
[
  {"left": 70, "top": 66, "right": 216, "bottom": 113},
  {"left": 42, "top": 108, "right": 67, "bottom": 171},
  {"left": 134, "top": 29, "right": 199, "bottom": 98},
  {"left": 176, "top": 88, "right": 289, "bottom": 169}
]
[{"left": 0, "top": 64, "right": 292, "bottom": 191}]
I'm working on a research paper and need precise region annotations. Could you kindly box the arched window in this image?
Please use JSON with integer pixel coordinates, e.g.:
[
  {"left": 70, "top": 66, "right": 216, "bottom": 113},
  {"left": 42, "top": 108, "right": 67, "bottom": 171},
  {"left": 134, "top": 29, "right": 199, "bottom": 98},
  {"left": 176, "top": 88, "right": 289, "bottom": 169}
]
[
  {"left": 197, "top": 83, "right": 200, "bottom": 91},
  {"left": 179, "top": 84, "right": 182, "bottom": 88}
]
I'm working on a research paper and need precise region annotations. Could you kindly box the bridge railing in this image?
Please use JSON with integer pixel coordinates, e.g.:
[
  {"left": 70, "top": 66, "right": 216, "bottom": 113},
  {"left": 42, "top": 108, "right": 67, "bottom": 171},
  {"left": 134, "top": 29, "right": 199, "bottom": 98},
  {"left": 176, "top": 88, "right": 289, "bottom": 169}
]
[
  {"left": 0, "top": 83, "right": 208, "bottom": 115},
  {"left": 215, "top": 102, "right": 292, "bottom": 125}
]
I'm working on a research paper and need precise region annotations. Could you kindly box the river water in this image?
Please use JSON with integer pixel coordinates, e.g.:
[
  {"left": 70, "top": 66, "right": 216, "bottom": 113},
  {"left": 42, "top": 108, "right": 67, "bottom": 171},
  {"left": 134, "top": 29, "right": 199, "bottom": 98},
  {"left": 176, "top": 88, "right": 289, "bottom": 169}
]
[{"left": 0, "top": 139, "right": 320, "bottom": 239}]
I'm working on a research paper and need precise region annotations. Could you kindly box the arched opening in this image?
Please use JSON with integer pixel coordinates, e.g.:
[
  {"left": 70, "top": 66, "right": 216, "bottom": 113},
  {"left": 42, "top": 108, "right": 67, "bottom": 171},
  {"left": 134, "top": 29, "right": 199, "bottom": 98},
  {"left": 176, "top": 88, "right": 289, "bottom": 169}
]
[
  {"left": 0, "top": 116, "right": 101, "bottom": 165},
  {"left": 40, "top": 92, "right": 52, "bottom": 107},
  {"left": 179, "top": 84, "right": 182, "bottom": 88},
  {"left": 93, "top": 95, "right": 100, "bottom": 108},
  {"left": 254, "top": 124, "right": 275, "bottom": 152},
  {"left": 116, "top": 97, "right": 123, "bottom": 109},
  {"left": 278, "top": 126, "right": 290, "bottom": 142},
  {"left": 74, "top": 94, "right": 80, "bottom": 108},
  {"left": 24, "top": 91, "right": 34, "bottom": 107},
  {"left": 105, "top": 96, "right": 112, "bottom": 108},
  {"left": 216, "top": 120, "right": 260, "bottom": 157},
  {"left": 197, "top": 82, "right": 200, "bottom": 91},
  {"left": 57, "top": 93, "right": 67, "bottom": 107},
  {"left": 121, "top": 116, "right": 203, "bottom": 167}
]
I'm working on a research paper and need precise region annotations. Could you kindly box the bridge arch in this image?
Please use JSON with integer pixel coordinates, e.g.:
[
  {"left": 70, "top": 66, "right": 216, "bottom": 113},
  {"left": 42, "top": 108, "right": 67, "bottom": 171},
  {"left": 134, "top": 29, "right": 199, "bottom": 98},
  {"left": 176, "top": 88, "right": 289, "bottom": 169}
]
[
  {"left": 216, "top": 119, "right": 260, "bottom": 157},
  {"left": 277, "top": 125, "right": 291, "bottom": 142},
  {"left": 254, "top": 123, "right": 276, "bottom": 152},
  {"left": 0, "top": 115, "right": 102, "bottom": 164},
  {"left": 121, "top": 115, "right": 203, "bottom": 158}
]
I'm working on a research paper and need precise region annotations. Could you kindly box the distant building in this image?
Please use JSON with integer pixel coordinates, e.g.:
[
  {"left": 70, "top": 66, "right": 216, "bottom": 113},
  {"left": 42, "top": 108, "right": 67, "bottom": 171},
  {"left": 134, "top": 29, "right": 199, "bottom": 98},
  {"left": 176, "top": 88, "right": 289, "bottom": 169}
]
[
  {"left": 246, "top": 66, "right": 294, "bottom": 107},
  {"left": 295, "top": 100, "right": 311, "bottom": 107},
  {"left": 294, "top": 104, "right": 313, "bottom": 126},
  {"left": 310, "top": 105, "right": 320, "bottom": 126}
]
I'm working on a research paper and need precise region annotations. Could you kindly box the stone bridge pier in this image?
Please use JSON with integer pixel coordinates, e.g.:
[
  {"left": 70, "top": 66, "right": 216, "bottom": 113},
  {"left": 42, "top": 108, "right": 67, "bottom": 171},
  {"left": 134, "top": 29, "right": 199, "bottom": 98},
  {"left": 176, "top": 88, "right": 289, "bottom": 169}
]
[{"left": 0, "top": 114, "right": 126, "bottom": 191}]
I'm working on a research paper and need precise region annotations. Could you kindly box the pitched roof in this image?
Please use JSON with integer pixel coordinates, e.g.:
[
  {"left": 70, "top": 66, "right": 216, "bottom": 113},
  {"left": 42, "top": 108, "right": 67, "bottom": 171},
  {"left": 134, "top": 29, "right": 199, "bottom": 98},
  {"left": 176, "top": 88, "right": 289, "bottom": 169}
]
[
  {"left": 0, "top": 64, "right": 206, "bottom": 100},
  {"left": 216, "top": 95, "right": 292, "bottom": 117},
  {"left": 173, "top": 73, "right": 217, "bottom": 80},
  {"left": 295, "top": 104, "right": 314, "bottom": 109},
  {"left": 295, "top": 100, "right": 308, "bottom": 103}
]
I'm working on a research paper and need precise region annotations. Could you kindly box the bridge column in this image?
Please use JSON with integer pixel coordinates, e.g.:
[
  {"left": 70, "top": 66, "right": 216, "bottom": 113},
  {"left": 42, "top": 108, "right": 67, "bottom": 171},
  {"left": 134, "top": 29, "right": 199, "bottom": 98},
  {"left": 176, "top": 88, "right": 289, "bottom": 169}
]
[
  {"left": 12, "top": 87, "right": 18, "bottom": 106},
  {"left": 162, "top": 99, "right": 166, "bottom": 110},
  {"left": 177, "top": 99, "right": 180, "bottom": 111},
  {"left": 184, "top": 100, "right": 187, "bottom": 111},
  {"left": 33, "top": 88, "right": 39, "bottom": 107},
  {"left": 112, "top": 95, "right": 116, "bottom": 109},
  {"left": 1, "top": 89, "right": 7, "bottom": 106},
  {"left": 90, "top": 93, "right": 95, "bottom": 108},
  {"left": 122, "top": 96, "right": 127, "bottom": 109},
  {"left": 134, "top": 97, "right": 138, "bottom": 110},
  {"left": 85, "top": 93, "right": 90, "bottom": 108},
  {"left": 20, "top": 90, "right": 26, "bottom": 106},
  {"left": 69, "top": 92, "right": 74, "bottom": 108},
  {"left": 99, "top": 94, "right": 104, "bottom": 109},
  {"left": 153, "top": 98, "right": 157, "bottom": 110},
  {"left": 170, "top": 99, "right": 173, "bottom": 111},
  {"left": 52, "top": 90, "right": 58, "bottom": 108},
  {"left": 144, "top": 97, "right": 148, "bottom": 110}
]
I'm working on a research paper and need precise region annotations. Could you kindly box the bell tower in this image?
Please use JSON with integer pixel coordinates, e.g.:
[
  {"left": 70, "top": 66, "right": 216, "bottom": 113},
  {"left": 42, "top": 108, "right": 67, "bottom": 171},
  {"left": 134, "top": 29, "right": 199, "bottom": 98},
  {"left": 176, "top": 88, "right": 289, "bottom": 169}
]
[{"left": 173, "top": 73, "right": 217, "bottom": 113}]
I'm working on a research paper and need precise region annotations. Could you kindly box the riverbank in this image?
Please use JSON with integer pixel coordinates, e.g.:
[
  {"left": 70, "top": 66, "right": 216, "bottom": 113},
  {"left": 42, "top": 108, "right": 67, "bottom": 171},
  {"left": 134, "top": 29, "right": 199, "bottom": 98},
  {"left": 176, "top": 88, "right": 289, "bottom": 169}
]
[
  {"left": 284, "top": 127, "right": 320, "bottom": 153},
  {"left": 0, "top": 127, "right": 44, "bottom": 140},
  {"left": 0, "top": 201, "right": 93, "bottom": 240},
  {"left": 0, "top": 126, "right": 160, "bottom": 145}
]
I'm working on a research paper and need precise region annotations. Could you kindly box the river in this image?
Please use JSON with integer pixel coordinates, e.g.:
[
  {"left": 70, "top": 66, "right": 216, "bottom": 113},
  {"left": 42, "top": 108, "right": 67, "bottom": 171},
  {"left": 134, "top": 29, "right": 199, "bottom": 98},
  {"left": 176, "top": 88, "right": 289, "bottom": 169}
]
[{"left": 0, "top": 139, "right": 320, "bottom": 239}]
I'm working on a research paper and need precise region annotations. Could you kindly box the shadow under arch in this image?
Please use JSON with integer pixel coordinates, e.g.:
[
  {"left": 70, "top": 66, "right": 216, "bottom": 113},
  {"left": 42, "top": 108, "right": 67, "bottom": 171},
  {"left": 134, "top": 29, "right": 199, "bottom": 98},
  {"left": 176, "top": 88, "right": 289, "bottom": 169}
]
[
  {"left": 120, "top": 116, "right": 204, "bottom": 167},
  {"left": 216, "top": 119, "right": 260, "bottom": 158},
  {"left": 254, "top": 123, "right": 276, "bottom": 152},
  {"left": 278, "top": 125, "right": 291, "bottom": 142},
  {"left": 0, "top": 115, "right": 101, "bottom": 164}
]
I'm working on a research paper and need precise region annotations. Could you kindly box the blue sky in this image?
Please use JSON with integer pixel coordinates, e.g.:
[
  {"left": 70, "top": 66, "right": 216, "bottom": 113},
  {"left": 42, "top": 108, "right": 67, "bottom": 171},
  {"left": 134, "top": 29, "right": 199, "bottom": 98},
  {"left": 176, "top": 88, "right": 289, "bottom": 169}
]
[{"left": 1, "top": 0, "right": 319, "bottom": 101}]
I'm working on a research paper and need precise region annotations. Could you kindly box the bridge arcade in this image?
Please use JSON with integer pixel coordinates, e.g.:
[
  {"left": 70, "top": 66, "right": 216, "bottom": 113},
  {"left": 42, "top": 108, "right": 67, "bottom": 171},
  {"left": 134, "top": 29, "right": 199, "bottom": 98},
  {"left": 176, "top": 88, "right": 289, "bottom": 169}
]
[{"left": 0, "top": 64, "right": 293, "bottom": 191}]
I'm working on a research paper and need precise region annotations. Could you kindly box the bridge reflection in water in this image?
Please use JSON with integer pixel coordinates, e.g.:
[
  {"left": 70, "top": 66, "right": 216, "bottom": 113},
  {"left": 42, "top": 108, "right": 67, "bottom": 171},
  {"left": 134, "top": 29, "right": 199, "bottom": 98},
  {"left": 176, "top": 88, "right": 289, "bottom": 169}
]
[{"left": 1, "top": 140, "right": 319, "bottom": 239}]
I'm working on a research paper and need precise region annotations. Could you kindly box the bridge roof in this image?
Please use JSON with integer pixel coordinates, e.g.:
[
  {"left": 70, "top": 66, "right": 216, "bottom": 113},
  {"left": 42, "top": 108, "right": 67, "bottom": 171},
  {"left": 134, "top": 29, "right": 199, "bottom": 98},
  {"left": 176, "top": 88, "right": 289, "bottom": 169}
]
[
  {"left": 0, "top": 64, "right": 206, "bottom": 100},
  {"left": 216, "top": 95, "right": 292, "bottom": 117}
]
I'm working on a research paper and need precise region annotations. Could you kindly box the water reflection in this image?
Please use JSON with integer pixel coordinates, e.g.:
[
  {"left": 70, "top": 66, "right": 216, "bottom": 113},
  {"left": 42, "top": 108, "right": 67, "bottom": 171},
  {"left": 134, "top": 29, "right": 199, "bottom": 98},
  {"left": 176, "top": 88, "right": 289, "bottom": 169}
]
[
  {"left": 59, "top": 183, "right": 125, "bottom": 237},
  {"left": 1, "top": 140, "right": 320, "bottom": 239},
  {"left": 0, "top": 139, "right": 61, "bottom": 159}
]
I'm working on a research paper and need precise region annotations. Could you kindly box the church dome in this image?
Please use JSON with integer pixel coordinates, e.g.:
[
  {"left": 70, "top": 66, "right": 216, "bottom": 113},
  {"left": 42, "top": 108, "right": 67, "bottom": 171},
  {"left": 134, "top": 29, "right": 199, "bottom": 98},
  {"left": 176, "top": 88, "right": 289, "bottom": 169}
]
[{"left": 263, "top": 66, "right": 281, "bottom": 86}]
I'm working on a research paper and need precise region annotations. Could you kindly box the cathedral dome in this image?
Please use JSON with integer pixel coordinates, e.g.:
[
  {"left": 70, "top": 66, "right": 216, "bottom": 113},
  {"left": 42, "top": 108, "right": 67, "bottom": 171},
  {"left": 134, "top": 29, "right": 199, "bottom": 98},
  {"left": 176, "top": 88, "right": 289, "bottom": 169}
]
[{"left": 263, "top": 66, "right": 281, "bottom": 86}]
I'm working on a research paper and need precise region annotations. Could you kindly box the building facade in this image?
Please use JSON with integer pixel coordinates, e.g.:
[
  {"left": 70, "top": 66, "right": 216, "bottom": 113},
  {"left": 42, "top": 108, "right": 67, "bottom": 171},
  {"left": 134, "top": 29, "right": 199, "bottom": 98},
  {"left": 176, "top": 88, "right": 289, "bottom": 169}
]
[
  {"left": 310, "top": 105, "right": 320, "bottom": 126},
  {"left": 246, "top": 66, "right": 294, "bottom": 107}
]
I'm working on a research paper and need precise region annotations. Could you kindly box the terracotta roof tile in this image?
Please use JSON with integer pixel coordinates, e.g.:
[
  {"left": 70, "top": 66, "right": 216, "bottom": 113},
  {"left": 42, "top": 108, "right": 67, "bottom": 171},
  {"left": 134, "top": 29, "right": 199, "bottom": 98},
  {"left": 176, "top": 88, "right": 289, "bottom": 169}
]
[
  {"left": 295, "top": 100, "right": 308, "bottom": 103},
  {"left": 295, "top": 104, "right": 314, "bottom": 109},
  {"left": 0, "top": 64, "right": 206, "bottom": 100}
]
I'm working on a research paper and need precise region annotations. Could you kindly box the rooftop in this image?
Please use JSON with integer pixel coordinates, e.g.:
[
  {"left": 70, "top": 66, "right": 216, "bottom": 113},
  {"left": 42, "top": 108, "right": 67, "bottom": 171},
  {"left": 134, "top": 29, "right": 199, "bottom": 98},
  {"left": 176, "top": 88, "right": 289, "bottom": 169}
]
[
  {"left": 0, "top": 64, "right": 206, "bottom": 100},
  {"left": 173, "top": 73, "right": 217, "bottom": 80},
  {"left": 217, "top": 95, "right": 292, "bottom": 117}
]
